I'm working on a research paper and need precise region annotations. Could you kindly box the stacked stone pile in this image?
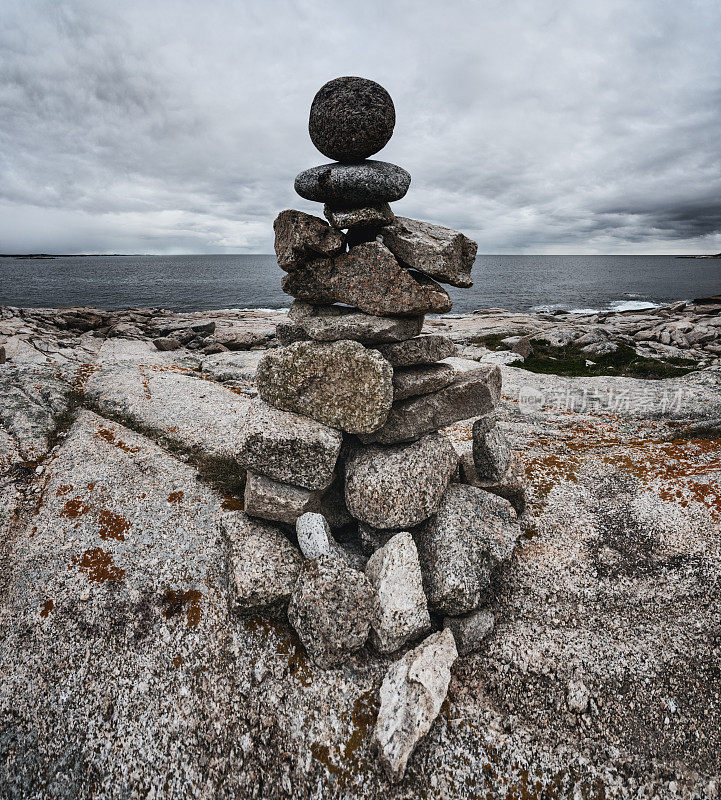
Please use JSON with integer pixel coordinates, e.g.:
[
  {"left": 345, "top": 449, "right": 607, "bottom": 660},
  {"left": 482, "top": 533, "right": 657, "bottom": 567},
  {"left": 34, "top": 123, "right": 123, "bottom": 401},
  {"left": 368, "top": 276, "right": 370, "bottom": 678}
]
[{"left": 235, "top": 77, "right": 524, "bottom": 780}]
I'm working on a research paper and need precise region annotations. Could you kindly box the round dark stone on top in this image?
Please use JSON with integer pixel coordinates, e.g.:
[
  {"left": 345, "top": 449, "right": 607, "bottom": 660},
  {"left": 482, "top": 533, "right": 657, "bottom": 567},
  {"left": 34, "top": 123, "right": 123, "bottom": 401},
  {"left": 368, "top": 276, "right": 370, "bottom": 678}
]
[
  {"left": 294, "top": 161, "right": 411, "bottom": 206},
  {"left": 309, "top": 76, "right": 396, "bottom": 162}
]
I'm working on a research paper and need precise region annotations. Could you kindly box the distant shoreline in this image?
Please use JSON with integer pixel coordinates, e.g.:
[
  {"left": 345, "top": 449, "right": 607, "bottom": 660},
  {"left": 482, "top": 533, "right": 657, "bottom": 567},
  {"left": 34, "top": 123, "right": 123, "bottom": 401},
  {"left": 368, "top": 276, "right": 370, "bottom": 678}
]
[{"left": 2, "top": 252, "right": 721, "bottom": 259}]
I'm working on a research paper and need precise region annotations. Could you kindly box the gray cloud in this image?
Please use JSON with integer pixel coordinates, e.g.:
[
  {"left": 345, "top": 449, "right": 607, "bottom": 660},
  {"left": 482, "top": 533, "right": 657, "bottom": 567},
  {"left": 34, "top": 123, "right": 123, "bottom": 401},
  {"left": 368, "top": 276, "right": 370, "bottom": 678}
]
[{"left": 1, "top": 0, "right": 720, "bottom": 254}]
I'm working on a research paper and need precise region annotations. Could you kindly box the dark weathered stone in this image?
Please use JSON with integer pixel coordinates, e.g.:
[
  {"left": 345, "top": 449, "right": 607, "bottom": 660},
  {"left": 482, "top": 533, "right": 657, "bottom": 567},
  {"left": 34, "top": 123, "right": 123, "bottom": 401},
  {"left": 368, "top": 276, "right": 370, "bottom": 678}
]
[
  {"left": 309, "top": 76, "right": 395, "bottom": 162},
  {"left": 273, "top": 209, "right": 345, "bottom": 271},
  {"left": 345, "top": 433, "right": 458, "bottom": 529},
  {"left": 393, "top": 362, "right": 456, "bottom": 400},
  {"left": 381, "top": 216, "right": 477, "bottom": 288},
  {"left": 153, "top": 337, "right": 181, "bottom": 351},
  {"left": 443, "top": 608, "right": 495, "bottom": 656},
  {"left": 275, "top": 319, "right": 310, "bottom": 345},
  {"left": 375, "top": 334, "right": 456, "bottom": 366},
  {"left": 289, "top": 301, "right": 423, "bottom": 344},
  {"left": 294, "top": 161, "right": 411, "bottom": 206},
  {"left": 458, "top": 448, "right": 527, "bottom": 516},
  {"left": 256, "top": 339, "right": 393, "bottom": 434},
  {"left": 414, "top": 484, "right": 520, "bottom": 616},
  {"left": 324, "top": 203, "right": 394, "bottom": 230},
  {"left": 360, "top": 365, "right": 502, "bottom": 445},
  {"left": 237, "top": 399, "right": 342, "bottom": 491},
  {"left": 244, "top": 471, "right": 323, "bottom": 524},
  {"left": 281, "top": 242, "right": 451, "bottom": 318},
  {"left": 287, "top": 555, "right": 374, "bottom": 668}
]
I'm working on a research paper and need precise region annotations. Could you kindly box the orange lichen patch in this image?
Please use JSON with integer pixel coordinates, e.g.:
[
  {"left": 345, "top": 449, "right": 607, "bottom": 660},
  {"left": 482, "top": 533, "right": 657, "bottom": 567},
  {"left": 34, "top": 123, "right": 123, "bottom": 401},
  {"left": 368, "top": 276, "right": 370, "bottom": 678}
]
[
  {"left": 40, "top": 599, "right": 54, "bottom": 618},
  {"left": 161, "top": 589, "right": 202, "bottom": 628},
  {"left": 310, "top": 689, "right": 380, "bottom": 785},
  {"left": 245, "top": 615, "right": 314, "bottom": 686},
  {"left": 72, "top": 548, "right": 125, "bottom": 583},
  {"left": 55, "top": 484, "right": 73, "bottom": 497},
  {"left": 167, "top": 491, "right": 184, "bottom": 504},
  {"left": 523, "top": 452, "right": 583, "bottom": 506},
  {"left": 61, "top": 497, "right": 90, "bottom": 519},
  {"left": 164, "top": 426, "right": 180, "bottom": 434},
  {"left": 221, "top": 496, "right": 244, "bottom": 511},
  {"left": 86, "top": 482, "right": 96, "bottom": 491},
  {"left": 97, "top": 508, "right": 131, "bottom": 541},
  {"left": 70, "top": 363, "right": 100, "bottom": 393},
  {"left": 95, "top": 426, "right": 141, "bottom": 454},
  {"left": 172, "top": 655, "right": 182, "bottom": 668}
]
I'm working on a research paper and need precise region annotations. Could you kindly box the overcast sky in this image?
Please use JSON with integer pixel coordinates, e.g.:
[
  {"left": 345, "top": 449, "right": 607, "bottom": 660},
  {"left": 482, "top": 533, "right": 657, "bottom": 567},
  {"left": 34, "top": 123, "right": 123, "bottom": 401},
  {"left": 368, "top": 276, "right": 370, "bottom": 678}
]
[{"left": 1, "top": 0, "right": 720, "bottom": 254}]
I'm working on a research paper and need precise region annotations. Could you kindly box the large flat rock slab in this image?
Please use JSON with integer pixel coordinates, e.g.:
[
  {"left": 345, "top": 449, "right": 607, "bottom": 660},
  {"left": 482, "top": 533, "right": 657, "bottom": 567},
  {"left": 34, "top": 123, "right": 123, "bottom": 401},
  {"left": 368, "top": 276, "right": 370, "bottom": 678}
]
[{"left": 84, "top": 362, "right": 251, "bottom": 460}]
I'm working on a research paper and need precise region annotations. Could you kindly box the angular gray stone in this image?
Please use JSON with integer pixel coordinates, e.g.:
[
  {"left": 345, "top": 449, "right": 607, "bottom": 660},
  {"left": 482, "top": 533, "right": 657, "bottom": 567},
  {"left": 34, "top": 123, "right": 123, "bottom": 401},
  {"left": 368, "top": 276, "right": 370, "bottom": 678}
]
[
  {"left": 372, "top": 629, "right": 458, "bottom": 782},
  {"left": 443, "top": 608, "right": 495, "bottom": 656},
  {"left": 244, "top": 471, "right": 323, "bottom": 524},
  {"left": 225, "top": 512, "right": 303, "bottom": 614},
  {"left": 365, "top": 532, "right": 431, "bottom": 654},
  {"left": 472, "top": 418, "right": 511, "bottom": 482},
  {"left": 295, "top": 161, "right": 411, "bottom": 206},
  {"left": 256, "top": 339, "right": 393, "bottom": 434},
  {"left": 237, "top": 399, "right": 341, "bottom": 491},
  {"left": 358, "top": 522, "right": 395, "bottom": 555},
  {"left": 345, "top": 432, "right": 458, "bottom": 529},
  {"left": 360, "top": 365, "right": 502, "bottom": 445},
  {"left": 282, "top": 242, "right": 451, "bottom": 317},
  {"left": 324, "top": 202, "right": 394, "bottom": 230},
  {"left": 309, "top": 76, "right": 395, "bottom": 162},
  {"left": 458, "top": 448, "right": 527, "bottom": 516},
  {"left": 275, "top": 319, "right": 310, "bottom": 345},
  {"left": 393, "top": 362, "right": 456, "bottom": 400},
  {"left": 295, "top": 511, "right": 363, "bottom": 569},
  {"left": 273, "top": 209, "right": 345, "bottom": 271},
  {"left": 375, "top": 334, "right": 456, "bottom": 367},
  {"left": 289, "top": 301, "right": 423, "bottom": 345},
  {"left": 153, "top": 337, "right": 181, "bottom": 351},
  {"left": 414, "top": 484, "right": 520, "bottom": 616},
  {"left": 381, "top": 216, "right": 477, "bottom": 288},
  {"left": 287, "top": 555, "right": 374, "bottom": 668}
]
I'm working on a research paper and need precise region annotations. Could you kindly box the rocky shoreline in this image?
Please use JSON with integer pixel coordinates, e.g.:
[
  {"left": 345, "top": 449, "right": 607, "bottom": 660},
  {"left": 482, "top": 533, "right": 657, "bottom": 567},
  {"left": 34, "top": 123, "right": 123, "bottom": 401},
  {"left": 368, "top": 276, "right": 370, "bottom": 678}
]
[{"left": 1, "top": 297, "right": 720, "bottom": 798}]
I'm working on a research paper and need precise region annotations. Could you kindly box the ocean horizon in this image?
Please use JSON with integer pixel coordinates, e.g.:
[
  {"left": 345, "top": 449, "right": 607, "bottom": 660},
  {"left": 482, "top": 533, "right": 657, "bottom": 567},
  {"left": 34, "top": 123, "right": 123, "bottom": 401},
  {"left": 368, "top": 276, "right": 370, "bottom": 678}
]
[{"left": 1, "top": 253, "right": 720, "bottom": 315}]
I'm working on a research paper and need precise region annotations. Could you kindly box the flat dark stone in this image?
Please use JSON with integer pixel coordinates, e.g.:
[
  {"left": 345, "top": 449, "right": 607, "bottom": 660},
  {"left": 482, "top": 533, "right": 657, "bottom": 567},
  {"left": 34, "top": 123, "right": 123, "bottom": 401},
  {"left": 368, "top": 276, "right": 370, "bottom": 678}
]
[
  {"left": 309, "top": 76, "right": 395, "bottom": 162},
  {"left": 294, "top": 161, "right": 411, "bottom": 206}
]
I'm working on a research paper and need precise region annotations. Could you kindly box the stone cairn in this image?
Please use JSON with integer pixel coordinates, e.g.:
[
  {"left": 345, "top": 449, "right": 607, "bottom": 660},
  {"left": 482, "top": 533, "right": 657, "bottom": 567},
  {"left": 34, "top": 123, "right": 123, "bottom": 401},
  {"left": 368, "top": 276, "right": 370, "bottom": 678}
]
[{"left": 237, "top": 77, "right": 523, "bottom": 781}]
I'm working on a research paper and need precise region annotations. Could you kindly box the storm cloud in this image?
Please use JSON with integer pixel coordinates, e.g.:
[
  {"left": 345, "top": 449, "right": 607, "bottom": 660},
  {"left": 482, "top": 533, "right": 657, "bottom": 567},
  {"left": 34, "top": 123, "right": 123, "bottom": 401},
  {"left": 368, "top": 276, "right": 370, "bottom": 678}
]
[{"left": 1, "top": 0, "right": 720, "bottom": 254}]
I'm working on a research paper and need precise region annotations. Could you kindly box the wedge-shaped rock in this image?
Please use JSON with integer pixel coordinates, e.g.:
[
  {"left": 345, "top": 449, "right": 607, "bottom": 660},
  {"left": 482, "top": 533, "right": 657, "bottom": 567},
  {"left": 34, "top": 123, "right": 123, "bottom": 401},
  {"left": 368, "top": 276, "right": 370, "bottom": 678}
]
[
  {"left": 472, "top": 416, "right": 511, "bottom": 482},
  {"left": 256, "top": 340, "right": 393, "bottom": 434},
  {"left": 273, "top": 209, "right": 345, "bottom": 271},
  {"left": 224, "top": 512, "right": 303, "bottom": 614},
  {"left": 375, "top": 334, "right": 456, "bottom": 366},
  {"left": 345, "top": 432, "right": 458, "bottom": 529},
  {"left": 365, "top": 532, "right": 431, "bottom": 654},
  {"left": 324, "top": 203, "right": 394, "bottom": 230},
  {"left": 458, "top": 447, "right": 527, "bottom": 516},
  {"left": 360, "top": 365, "right": 502, "bottom": 445},
  {"left": 393, "top": 362, "right": 456, "bottom": 400},
  {"left": 443, "top": 608, "right": 495, "bottom": 656},
  {"left": 381, "top": 216, "right": 477, "bottom": 288},
  {"left": 237, "top": 399, "right": 341, "bottom": 491},
  {"left": 287, "top": 555, "right": 374, "bottom": 668},
  {"left": 414, "top": 484, "right": 520, "bottom": 615},
  {"left": 289, "top": 301, "right": 423, "bottom": 344},
  {"left": 281, "top": 242, "right": 452, "bottom": 317},
  {"left": 372, "top": 629, "right": 458, "bottom": 782},
  {"left": 244, "top": 471, "right": 323, "bottom": 524},
  {"left": 296, "top": 512, "right": 365, "bottom": 569}
]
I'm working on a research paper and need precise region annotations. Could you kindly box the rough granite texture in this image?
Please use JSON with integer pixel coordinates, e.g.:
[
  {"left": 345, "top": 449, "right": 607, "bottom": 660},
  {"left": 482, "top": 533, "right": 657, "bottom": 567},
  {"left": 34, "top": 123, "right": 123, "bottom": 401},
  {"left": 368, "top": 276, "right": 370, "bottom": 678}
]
[
  {"left": 365, "top": 532, "right": 431, "bottom": 654},
  {"left": 287, "top": 555, "right": 374, "bottom": 669},
  {"left": 282, "top": 242, "right": 451, "bottom": 317},
  {"left": 443, "top": 608, "right": 495, "bottom": 657},
  {"left": 288, "top": 300, "right": 423, "bottom": 344},
  {"left": 308, "top": 77, "right": 395, "bottom": 162},
  {"left": 273, "top": 209, "right": 345, "bottom": 271},
  {"left": 360, "top": 364, "right": 502, "bottom": 445},
  {"left": 324, "top": 202, "right": 395, "bottom": 230},
  {"left": 472, "top": 418, "right": 511, "bottom": 482},
  {"left": 414, "top": 484, "right": 521, "bottom": 615},
  {"left": 345, "top": 432, "right": 458, "bottom": 529},
  {"left": 294, "top": 161, "right": 411, "bottom": 206},
  {"left": 244, "top": 470, "right": 323, "bottom": 524},
  {"left": 237, "top": 398, "right": 342, "bottom": 491},
  {"left": 374, "top": 334, "right": 456, "bottom": 367},
  {"left": 372, "top": 629, "right": 458, "bottom": 782},
  {"left": 256, "top": 339, "right": 393, "bottom": 434},
  {"left": 381, "top": 216, "right": 478, "bottom": 288},
  {"left": 392, "top": 362, "right": 456, "bottom": 400},
  {"left": 225, "top": 511, "right": 303, "bottom": 614}
]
